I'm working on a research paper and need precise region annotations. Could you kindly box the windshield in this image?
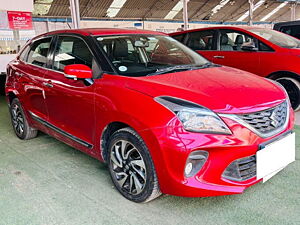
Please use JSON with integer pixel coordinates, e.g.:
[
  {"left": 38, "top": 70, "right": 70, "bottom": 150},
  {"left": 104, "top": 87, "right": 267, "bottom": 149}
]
[
  {"left": 96, "top": 35, "right": 210, "bottom": 77},
  {"left": 250, "top": 28, "right": 300, "bottom": 49}
]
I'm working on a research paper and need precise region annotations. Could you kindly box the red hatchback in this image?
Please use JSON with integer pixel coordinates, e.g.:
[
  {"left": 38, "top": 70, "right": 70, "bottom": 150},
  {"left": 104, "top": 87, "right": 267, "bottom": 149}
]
[
  {"left": 170, "top": 26, "right": 300, "bottom": 110},
  {"left": 5, "top": 28, "right": 295, "bottom": 202}
]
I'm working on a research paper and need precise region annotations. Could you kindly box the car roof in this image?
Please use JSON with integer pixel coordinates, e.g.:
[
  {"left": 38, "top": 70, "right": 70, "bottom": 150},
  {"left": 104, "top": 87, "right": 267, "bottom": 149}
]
[
  {"left": 33, "top": 28, "right": 166, "bottom": 40},
  {"left": 170, "top": 26, "right": 266, "bottom": 35}
]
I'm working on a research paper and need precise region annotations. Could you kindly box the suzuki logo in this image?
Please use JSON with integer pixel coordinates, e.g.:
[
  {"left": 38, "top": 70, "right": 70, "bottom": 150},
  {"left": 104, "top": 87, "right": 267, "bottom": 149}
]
[{"left": 270, "top": 110, "right": 279, "bottom": 128}]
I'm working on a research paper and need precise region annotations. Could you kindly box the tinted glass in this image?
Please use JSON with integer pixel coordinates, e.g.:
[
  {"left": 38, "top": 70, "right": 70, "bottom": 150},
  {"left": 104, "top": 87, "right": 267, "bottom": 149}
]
[
  {"left": 19, "top": 45, "right": 30, "bottom": 62},
  {"left": 96, "top": 35, "right": 209, "bottom": 77},
  {"left": 27, "top": 38, "right": 51, "bottom": 67},
  {"left": 186, "top": 30, "right": 215, "bottom": 51},
  {"left": 258, "top": 41, "right": 273, "bottom": 52},
  {"left": 280, "top": 25, "right": 300, "bottom": 39},
  {"left": 53, "top": 36, "right": 93, "bottom": 72},
  {"left": 251, "top": 28, "right": 300, "bottom": 48},
  {"left": 172, "top": 34, "right": 185, "bottom": 42}
]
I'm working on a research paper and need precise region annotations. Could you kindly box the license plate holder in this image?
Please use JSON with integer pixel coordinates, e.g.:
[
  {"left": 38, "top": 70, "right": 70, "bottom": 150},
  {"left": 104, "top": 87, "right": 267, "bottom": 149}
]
[{"left": 257, "top": 132, "right": 295, "bottom": 182}]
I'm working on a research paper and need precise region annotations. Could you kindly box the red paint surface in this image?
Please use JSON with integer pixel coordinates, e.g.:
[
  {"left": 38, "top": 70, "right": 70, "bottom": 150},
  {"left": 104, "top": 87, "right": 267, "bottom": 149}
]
[{"left": 171, "top": 26, "right": 300, "bottom": 78}]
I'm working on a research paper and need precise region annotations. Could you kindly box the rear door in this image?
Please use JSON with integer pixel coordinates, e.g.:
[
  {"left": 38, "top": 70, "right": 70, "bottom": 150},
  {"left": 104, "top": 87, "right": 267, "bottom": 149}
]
[
  {"left": 212, "top": 29, "right": 261, "bottom": 75},
  {"left": 16, "top": 37, "right": 53, "bottom": 123},
  {"left": 43, "top": 34, "right": 97, "bottom": 150}
]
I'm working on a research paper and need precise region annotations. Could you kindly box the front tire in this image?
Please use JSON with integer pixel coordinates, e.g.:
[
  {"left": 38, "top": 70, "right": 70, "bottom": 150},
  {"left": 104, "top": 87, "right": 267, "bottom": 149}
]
[
  {"left": 107, "top": 127, "right": 161, "bottom": 203},
  {"left": 276, "top": 77, "right": 300, "bottom": 111},
  {"left": 10, "top": 98, "right": 38, "bottom": 140}
]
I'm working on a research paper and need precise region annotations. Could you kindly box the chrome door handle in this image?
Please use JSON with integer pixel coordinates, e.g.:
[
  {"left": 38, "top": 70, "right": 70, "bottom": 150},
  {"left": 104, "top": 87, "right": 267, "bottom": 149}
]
[
  {"left": 213, "top": 56, "right": 225, "bottom": 59},
  {"left": 15, "top": 72, "right": 24, "bottom": 77},
  {"left": 43, "top": 82, "right": 53, "bottom": 88}
]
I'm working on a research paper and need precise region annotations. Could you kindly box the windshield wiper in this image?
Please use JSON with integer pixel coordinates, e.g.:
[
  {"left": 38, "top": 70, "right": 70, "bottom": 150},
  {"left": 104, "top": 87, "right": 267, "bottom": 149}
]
[{"left": 147, "top": 63, "right": 215, "bottom": 76}]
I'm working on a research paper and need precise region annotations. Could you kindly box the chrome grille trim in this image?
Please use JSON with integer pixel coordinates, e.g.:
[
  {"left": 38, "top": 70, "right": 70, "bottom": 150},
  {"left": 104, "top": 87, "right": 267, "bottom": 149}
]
[{"left": 219, "top": 101, "right": 289, "bottom": 138}]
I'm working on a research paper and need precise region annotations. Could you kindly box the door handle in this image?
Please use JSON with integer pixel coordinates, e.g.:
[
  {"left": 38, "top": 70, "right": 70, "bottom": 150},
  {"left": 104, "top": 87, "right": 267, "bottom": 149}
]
[
  {"left": 213, "top": 55, "right": 225, "bottom": 59},
  {"left": 15, "top": 72, "right": 24, "bottom": 77},
  {"left": 43, "top": 81, "right": 53, "bottom": 88}
]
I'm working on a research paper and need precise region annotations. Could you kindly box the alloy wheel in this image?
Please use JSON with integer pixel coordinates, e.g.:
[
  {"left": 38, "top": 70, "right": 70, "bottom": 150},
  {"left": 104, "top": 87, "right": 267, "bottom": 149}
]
[
  {"left": 110, "top": 140, "right": 147, "bottom": 195},
  {"left": 11, "top": 104, "right": 25, "bottom": 136}
]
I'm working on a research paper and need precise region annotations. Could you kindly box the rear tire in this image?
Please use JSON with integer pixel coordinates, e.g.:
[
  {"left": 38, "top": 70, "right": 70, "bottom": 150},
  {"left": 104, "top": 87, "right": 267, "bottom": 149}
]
[
  {"left": 276, "top": 77, "right": 300, "bottom": 111},
  {"left": 10, "top": 98, "right": 38, "bottom": 140},
  {"left": 107, "top": 127, "right": 161, "bottom": 203}
]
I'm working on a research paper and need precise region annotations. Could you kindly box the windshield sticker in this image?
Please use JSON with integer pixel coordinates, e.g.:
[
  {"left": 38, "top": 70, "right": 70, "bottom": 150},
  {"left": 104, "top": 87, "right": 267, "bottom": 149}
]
[{"left": 118, "top": 66, "right": 127, "bottom": 72}]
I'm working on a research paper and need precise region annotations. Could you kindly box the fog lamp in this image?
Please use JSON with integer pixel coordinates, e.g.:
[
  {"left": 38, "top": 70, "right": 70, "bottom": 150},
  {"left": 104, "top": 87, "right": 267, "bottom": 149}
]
[{"left": 184, "top": 150, "right": 208, "bottom": 178}]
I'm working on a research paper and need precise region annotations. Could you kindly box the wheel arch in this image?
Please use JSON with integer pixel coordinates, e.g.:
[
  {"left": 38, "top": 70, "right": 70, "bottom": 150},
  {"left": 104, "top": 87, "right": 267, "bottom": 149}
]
[
  {"left": 100, "top": 121, "right": 132, "bottom": 162},
  {"left": 6, "top": 91, "right": 18, "bottom": 105},
  {"left": 267, "top": 71, "right": 300, "bottom": 82}
]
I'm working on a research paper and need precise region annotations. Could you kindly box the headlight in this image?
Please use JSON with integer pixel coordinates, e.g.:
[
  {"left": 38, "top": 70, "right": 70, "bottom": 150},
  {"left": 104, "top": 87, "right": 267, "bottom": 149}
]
[{"left": 155, "top": 96, "right": 231, "bottom": 134}]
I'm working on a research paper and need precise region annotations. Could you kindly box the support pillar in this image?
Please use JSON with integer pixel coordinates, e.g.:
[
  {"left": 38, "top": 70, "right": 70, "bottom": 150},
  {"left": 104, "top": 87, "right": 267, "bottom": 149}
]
[
  {"left": 291, "top": 2, "right": 297, "bottom": 21},
  {"left": 248, "top": 0, "right": 254, "bottom": 26},
  {"left": 69, "top": 0, "right": 80, "bottom": 29},
  {"left": 183, "top": 0, "right": 189, "bottom": 30}
]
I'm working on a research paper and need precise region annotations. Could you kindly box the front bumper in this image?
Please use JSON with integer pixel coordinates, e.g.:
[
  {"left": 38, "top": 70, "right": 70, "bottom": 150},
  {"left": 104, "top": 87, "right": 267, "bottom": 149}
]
[{"left": 139, "top": 109, "right": 294, "bottom": 197}]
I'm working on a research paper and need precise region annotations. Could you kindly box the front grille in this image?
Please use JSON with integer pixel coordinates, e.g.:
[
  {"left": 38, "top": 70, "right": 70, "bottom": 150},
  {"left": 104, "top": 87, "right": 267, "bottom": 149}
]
[
  {"left": 222, "top": 155, "right": 256, "bottom": 182},
  {"left": 238, "top": 101, "right": 288, "bottom": 136}
]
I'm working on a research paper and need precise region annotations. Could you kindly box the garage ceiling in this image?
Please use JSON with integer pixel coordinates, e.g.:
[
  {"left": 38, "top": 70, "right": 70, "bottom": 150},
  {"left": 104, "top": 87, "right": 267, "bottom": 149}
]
[{"left": 33, "top": 0, "right": 300, "bottom": 23}]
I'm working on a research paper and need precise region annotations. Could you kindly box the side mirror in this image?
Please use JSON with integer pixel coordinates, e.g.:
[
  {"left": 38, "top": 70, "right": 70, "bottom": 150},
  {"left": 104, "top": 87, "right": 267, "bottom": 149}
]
[
  {"left": 64, "top": 64, "right": 93, "bottom": 80},
  {"left": 241, "top": 43, "right": 258, "bottom": 52}
]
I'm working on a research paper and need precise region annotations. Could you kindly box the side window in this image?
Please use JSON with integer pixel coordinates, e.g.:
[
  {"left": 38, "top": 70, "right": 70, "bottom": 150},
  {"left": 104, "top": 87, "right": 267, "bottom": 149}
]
[
  {"left": 27, "top": 38, "right": 52, "bottom": 67},
  {"left": 258, "top": 41, "right": 274, "bottom": 52},
  {"left": 172, "top": 34, "right": 185, "bottom": 43},
  {"left": 186, "top": 30, "right": 215, "bottom": 51},
  {"left": 219, "top": 30, "right": 255, "bottom": 51},
  {"left": 53, "top": 36, "right": 93, "bottom": 72},
  {"left": 280, "top": 25, "right": 300, "bottom": 39},
  {"left": 19, "top": 45, "right": 30, "bottom": 62}
]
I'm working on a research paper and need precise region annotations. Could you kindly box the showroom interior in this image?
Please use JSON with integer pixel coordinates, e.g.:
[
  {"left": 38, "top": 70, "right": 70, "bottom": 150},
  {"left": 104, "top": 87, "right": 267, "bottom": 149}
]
[{"left": 0, "top": 0, "right": 300, "bottom": 224}]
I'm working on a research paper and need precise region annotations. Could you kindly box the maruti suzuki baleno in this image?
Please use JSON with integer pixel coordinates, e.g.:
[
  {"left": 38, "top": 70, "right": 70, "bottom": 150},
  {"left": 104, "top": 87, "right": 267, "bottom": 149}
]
[{"left": 5, "top": 29, "right": 295, "bottom": 202}]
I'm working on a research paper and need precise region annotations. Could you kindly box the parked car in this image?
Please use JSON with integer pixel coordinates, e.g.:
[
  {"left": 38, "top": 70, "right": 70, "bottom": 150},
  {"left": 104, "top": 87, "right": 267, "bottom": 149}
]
[
  {"left": 5, "top": 28, "right": 295, "bottom": 202},
  {"left": 170, "top": 26, "right": 300, "bottom": 110},
  {"left": 274, "top": 20, "right": 300, "bottom": 39}
]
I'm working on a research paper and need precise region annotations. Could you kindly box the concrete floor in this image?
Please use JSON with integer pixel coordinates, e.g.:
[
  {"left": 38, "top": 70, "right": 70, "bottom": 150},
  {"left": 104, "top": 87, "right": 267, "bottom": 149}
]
[{"left": 0, "top": 96, "right": 299, "bottom": 225}]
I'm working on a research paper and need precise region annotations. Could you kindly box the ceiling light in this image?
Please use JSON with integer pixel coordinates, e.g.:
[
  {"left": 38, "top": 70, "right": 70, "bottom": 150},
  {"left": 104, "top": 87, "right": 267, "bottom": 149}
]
[
  {"left": 106, "top": 0, "right": 127, "bottom": 18},
  {"left": 211, "top": 0, "right": 231, "bottom": 16},
  {"left": 237, "top": 0, "right": 265, "bottom": 21},
  {"left": 260, "top": 2, "right": 288, "bottom": 21},
  {"left": 164, "top": 1, "right": 183, "bottom": 20}
]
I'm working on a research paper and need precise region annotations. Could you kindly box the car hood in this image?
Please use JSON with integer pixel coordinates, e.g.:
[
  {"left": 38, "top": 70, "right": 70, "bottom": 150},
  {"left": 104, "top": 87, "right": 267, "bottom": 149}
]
[{"left": 125, "top": 66, "right": 286, "bottom": 114}]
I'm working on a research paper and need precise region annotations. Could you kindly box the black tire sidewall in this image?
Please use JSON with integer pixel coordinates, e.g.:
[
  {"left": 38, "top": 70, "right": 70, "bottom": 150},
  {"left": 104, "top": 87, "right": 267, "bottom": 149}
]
[
  {"left": 276, "top": 78, "right": 300, "bottom": 110},
  {"left": 10, "top": 98, "right": 29, "bottom": 139},
  {"left": 107, "top": 129, "right": 156, "bottom": 203}
]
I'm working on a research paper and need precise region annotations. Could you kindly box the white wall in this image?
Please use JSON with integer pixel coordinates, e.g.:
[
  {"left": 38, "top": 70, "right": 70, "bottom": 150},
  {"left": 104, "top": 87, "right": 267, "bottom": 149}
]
[{"left": 33, "top": 20, "right": 272, "bottom": 35}]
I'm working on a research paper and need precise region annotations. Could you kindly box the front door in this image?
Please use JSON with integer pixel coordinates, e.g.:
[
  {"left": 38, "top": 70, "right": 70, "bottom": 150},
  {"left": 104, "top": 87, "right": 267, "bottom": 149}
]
[
  {"left": 43, "top": 35, "right": 97, "bottom": 150},
  {"left": 184, "top": 29, "right": 219, "bottom": 62}
]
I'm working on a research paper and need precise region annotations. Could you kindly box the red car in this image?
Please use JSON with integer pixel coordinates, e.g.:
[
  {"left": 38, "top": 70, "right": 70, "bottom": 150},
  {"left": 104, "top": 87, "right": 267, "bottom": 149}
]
[
  {"left": 170, "top": 26, "right": 300, "bottom": 110},
  {"left": 5, "top": 28, "right": 295, "bottom": 202}
]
